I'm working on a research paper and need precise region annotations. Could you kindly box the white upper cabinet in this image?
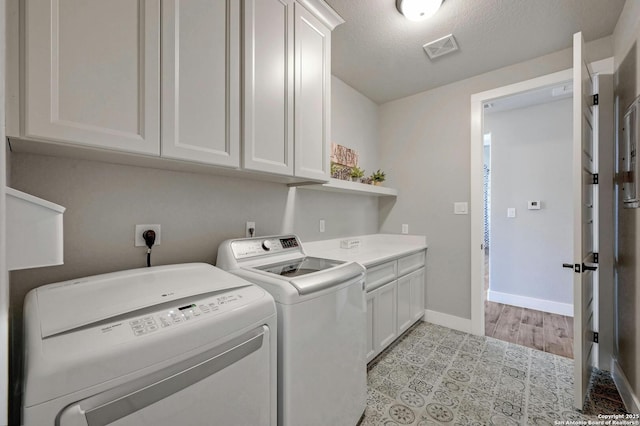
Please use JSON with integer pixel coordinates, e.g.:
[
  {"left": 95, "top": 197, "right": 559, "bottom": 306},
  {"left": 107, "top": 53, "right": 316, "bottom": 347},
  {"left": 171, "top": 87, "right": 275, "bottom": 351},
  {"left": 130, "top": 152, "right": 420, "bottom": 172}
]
[
  {"left": 161, "top": 0, "right": 240, "bottom": 167},
  {"left": 21, "top": 0, "right": 160, "bottom": 155},
  {"left": 293, "top": 4, "right": 331, "bottom": 180},
  {"left": 12, "top": 0, "right": 342, "bottom": 179},
  {"left": 243, "top": 0, "right": 341, "bottom": 180},
  {"left": 242, "top": 0, "right": 294, "bottom": 175}
]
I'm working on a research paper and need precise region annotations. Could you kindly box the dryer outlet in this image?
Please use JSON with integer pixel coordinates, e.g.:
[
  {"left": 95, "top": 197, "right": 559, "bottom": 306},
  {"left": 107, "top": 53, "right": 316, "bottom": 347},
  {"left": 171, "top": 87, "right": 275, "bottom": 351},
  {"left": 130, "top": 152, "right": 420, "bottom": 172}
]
[{"left": 135, "top": 224, "right": 161, "bottom": 247}]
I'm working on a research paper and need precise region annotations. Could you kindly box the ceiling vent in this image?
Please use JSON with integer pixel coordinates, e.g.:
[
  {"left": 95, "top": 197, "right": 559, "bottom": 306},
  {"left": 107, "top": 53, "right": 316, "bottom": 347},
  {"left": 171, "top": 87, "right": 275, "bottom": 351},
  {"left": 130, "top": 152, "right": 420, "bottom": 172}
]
[{"left": 423, "top": 34, "right": 459, "bottom": 60}]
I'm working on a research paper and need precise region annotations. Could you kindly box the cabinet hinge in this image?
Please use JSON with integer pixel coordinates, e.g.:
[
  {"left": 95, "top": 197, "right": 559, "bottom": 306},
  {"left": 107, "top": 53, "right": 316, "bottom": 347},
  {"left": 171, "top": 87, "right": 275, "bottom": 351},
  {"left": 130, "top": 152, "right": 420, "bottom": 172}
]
[
  {"left": 593, "top": 332, "right": 599, "bottom": 343},
  {"left": 593, "top": 94, "right": 599, "bottom": 106},
  {"left": 593, "top": 173, "right": 599, "bottom": 185},
  {"left": 593, "top": 252, "right": 599, "bottom": 264}
]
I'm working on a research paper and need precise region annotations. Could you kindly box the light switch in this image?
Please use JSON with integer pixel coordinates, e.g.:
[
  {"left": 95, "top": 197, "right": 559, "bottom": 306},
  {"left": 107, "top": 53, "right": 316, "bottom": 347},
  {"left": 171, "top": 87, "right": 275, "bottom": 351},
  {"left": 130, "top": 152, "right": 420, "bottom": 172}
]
[
  {"left": 528, "top": 200, "right": 541, "bottom": 210},
  {"left": 507, "top": 208, "right": 516, "bottom": 218},
  {"left": 454, "top": 202, "right": 468, "bottom": 215}
]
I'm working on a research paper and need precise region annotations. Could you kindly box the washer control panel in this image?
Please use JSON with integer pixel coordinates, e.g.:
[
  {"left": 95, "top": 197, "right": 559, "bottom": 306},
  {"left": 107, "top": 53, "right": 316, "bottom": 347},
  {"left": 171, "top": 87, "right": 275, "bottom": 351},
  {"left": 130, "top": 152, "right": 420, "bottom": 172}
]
[
  {"left": 128, "top": 292, "right": 244, "bottom": 337},
  {"left": 231, "top": 235, "right": 301, "bottom": 260}
]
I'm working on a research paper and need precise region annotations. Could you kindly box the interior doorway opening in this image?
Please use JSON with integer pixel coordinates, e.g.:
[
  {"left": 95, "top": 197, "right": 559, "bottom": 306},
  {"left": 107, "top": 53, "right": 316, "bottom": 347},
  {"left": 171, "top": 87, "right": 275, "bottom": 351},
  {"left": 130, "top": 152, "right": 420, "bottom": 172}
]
[{"left": 480, "top": 94, "right": 576, "bottom": 358}]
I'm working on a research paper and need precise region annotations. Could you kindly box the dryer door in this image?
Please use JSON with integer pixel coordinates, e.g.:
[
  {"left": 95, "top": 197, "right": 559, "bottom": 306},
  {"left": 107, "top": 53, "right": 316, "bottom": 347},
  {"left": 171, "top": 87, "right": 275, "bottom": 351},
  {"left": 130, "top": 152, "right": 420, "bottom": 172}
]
[{"left": 57, "top": 326, "right": 274, "bottom": 426}]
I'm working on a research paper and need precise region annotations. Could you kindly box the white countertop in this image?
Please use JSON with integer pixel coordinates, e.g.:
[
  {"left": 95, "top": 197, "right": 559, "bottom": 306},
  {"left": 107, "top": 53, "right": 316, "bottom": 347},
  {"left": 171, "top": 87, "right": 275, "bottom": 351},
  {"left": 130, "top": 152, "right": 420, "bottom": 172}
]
[{"left": 302, "top": 234, "right": 427, "bottom": 267}]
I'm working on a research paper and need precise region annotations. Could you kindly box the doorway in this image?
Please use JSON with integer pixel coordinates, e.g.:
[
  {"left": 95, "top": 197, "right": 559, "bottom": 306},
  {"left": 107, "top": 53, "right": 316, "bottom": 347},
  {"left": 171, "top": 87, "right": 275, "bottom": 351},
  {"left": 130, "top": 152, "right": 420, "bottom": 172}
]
[
  {"left": 470, "top": 68, "right": 575, "bottom": 337},
  {"left": 481, "top": 91, "right": 575, "bottom": 358}
]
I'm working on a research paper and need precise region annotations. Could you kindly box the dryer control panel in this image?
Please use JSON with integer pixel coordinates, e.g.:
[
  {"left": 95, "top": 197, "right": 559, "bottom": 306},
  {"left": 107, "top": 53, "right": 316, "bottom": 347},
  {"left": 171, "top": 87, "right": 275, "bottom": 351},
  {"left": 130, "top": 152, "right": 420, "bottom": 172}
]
[{"left": 128, "top": 292, "right": 244, "bottom": 336}]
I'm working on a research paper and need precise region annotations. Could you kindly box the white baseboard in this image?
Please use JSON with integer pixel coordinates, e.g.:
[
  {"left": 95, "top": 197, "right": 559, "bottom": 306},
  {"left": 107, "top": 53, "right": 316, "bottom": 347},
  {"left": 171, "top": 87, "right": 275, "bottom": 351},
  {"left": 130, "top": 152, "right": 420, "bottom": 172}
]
[
  {"left": 423, "top": 310, "right": 473, "bottom": 334},
  {"left": 611, "top": 358, "right": 640, "bottom": 414},
  {"left": 487, "top": 290, "right": 573, "bottom": 317}
]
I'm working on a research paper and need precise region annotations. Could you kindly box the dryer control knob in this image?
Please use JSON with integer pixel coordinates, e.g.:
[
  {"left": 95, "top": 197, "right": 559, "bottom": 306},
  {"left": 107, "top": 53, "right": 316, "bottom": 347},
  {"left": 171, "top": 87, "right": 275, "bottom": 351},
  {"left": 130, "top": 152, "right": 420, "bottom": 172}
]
[{"left": 262, "top": 240, "right": 273, "bottom": 251}]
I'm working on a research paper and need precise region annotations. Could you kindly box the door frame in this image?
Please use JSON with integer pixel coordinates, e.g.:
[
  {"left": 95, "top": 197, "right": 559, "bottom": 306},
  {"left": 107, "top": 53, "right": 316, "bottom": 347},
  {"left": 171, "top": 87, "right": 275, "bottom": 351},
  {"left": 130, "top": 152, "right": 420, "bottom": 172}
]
[{"left": 469, "top": 59, "right": 614, "bottom": 336}]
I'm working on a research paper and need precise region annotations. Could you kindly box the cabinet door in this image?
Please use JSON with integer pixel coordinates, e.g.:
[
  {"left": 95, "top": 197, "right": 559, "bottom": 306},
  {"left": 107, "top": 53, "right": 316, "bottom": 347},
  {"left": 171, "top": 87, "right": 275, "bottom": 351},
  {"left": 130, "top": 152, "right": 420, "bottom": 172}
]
[
  {"left": 242, "top": 0, "right": 294, "bottom": 175},
  {"left": 376, "top": 281, "right": 397, "bottom": 351},
  {"left": 24, "top": 0, "right": 160, "bottom": 155},
  {"left": 397, "top": 274, "right": 412, "bottom": 334},
  {"left": 410, "top": 268, "right": 426, "bottom": 322},
  {"left": 366, "top": 290, "right": 376, "bottom": 362},
  {"left": 162, "top": 0, "right": 240, "bottom": 167},
  {"left": 293, "top": 4, "right": 331, "bottom": 180}
]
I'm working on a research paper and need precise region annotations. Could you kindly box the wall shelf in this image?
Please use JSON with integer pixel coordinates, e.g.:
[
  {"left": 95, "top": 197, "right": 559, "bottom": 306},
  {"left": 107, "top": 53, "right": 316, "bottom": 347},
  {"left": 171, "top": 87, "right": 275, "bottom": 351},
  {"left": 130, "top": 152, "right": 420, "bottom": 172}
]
[{"left": 290, "top": 178, "right": 398, "bottom": 197}]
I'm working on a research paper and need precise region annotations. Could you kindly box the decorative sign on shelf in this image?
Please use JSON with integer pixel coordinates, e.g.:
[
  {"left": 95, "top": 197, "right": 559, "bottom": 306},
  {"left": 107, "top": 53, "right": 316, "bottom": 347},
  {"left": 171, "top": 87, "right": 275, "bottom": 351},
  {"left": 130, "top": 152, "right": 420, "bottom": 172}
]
[{"left": 330, "top": 143, "right": 359, "bottom": 167}]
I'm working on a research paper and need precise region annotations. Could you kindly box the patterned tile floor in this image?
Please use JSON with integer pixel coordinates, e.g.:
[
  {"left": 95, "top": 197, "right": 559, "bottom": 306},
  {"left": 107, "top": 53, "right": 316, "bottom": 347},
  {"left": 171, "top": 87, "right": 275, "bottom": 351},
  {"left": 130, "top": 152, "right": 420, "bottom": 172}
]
[{"left": 360, "top": 322, "right": 629, "bottom": 425}]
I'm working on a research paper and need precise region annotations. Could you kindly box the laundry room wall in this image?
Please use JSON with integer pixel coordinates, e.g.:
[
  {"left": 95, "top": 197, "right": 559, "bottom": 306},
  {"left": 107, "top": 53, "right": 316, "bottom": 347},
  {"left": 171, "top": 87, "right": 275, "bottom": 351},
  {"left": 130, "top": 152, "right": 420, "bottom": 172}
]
[
  {"left": 484, "top": 98, "right": 573, "bottom": 315},
  {"left": 332, "top": 76, "right": 379, "bottom": 172},
  {"left": 377, "top": 36, "right": 613, "bottom": 326},
  {"left": 612, "top": 0, "right": 640, "bottom": 413},
  {"left": 6, "top": 77, "right": 381, "bottom": 423}
]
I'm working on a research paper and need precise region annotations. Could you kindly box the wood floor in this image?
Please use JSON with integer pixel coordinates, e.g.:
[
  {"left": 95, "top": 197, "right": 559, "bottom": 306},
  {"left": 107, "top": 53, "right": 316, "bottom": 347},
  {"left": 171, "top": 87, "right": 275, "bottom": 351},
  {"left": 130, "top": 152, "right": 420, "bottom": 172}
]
[
  {"left": 484, "top": 301, "right": 574, "bottom": 358},
  {"left": 484, "top": 250, "right": 574, "bottom": 358}
]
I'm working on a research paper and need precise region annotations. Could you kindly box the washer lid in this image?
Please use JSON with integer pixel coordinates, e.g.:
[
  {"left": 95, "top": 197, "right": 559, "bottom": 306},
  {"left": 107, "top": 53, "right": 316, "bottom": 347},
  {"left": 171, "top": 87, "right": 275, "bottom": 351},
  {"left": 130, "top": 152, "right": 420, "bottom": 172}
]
[
  {"left": 34, "top": 263, "right": 250, "bottom": 338},
  {"left": 254, "top": 257, "right": 344, "bottom": 277}
]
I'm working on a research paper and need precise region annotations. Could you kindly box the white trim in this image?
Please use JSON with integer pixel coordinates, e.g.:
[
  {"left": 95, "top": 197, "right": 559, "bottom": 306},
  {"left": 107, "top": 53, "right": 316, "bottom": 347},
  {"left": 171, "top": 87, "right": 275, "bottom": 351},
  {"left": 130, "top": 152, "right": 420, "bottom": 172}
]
[
  {"left": 470, "top": 68, "right": 574, "bottom": 336},
  {"left": 295, "top": 0, "right": 344, "bottom": 30},
  {"left": 469, "top": 58, "right": 612, "bottom": 336},
  {"left": 611, "top": 358, "right": 640, "bottom": 414},
  {"left": 423, "top": 310, "right": 474, "bottom": 335},
  {"left": 487, "top": 290, "right": 573, "bottom": 317},
  {"left": 591, "top": 57, "right": 615, "bottom": 75}
]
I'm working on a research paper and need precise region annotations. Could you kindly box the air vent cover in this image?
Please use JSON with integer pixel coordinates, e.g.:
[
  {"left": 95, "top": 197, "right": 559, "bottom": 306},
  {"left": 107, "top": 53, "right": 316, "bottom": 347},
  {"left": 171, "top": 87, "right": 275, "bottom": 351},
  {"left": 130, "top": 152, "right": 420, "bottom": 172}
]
[{"left": 423, "top": 34, "right": 459, "bottom": 59}]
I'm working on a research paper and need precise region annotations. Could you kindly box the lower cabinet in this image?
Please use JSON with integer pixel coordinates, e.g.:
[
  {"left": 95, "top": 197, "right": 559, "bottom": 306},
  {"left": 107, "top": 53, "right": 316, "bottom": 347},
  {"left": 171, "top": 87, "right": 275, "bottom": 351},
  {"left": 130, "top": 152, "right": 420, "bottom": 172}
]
[
  {"left": 366, "top": 291, "right": 376, "bottom": 361},
  {"left": 365, "top": 251, "right": 427, "bottom": 363},
  {"left": 376, "top": 280, "right": 398, "bottom": 350}
]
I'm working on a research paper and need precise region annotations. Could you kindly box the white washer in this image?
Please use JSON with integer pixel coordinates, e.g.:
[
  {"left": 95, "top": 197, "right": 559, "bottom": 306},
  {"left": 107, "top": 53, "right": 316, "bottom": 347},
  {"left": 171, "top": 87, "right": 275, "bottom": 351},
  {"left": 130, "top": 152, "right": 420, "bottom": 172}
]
[
  {"left": 217, "top": 235, "right": 367, "bottom": 426},
  {"left": 22, "top": 263, "right": 277, "bottom": 426}
]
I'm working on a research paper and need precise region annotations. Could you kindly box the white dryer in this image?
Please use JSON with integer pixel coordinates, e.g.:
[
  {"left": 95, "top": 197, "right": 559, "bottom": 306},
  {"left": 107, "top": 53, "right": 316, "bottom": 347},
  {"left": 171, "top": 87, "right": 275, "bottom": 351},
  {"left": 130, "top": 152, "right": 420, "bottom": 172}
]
[
  {"left": 217, "top": 235, "right": 367, "bottom": 426},
  {"left": 22, "top": 263, "right": 277, "bottom": 426}
]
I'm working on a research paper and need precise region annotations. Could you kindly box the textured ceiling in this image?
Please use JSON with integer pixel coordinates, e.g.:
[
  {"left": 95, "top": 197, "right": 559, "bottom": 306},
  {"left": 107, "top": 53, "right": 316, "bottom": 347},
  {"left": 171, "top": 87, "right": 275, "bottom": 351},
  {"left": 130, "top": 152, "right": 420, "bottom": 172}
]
[{"left": 326, "top": 0, "right": 626, "bottom": 104}]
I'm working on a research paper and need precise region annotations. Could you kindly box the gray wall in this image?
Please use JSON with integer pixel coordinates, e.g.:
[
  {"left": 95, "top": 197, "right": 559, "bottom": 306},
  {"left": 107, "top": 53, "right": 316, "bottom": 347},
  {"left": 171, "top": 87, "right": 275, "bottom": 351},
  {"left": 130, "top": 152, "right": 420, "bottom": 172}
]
[
  {"left": 613, "top": 0, "right": 640, "bottom": 407},
  {"left": 485, "top": 98, "right": 573, "bottom": 308},
  {"left": 378, "top": 36, "right": 613, "bottom": 320},
  {"left": 7, "top": 75, "right": 381, "bottom": 422},
  {"left": 332, "top": 76, "right": 379, "bottom": 172},
  {"left": 1, "top": 1, "right": 8, "bottom": 422}
]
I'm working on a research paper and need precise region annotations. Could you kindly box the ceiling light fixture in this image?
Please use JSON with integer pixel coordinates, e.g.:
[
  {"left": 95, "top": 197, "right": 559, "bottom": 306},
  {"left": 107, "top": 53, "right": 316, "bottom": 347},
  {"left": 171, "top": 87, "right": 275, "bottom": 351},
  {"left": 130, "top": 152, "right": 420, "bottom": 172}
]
[{"left": 396, "top": 0, "right": 443, "bottom": 21}]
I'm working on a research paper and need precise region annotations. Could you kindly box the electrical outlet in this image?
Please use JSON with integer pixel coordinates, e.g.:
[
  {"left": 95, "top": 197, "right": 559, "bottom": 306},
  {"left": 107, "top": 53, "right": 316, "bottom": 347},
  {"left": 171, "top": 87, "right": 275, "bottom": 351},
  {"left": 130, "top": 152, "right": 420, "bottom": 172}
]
[
  {"left": 402, "top": 224, "right": 409, "bottom": 234},
  {"left": 135, "top": 224, "right": 161, "bottom": 247},
  {"left": 319, "top": 219, "right": 325, "bottom": 233},
  {"left": 246, "top": 221, "right": 256, "bottom": 238},
  {"left": 454, "top": 202, "right": 468, "bottom": 215}
]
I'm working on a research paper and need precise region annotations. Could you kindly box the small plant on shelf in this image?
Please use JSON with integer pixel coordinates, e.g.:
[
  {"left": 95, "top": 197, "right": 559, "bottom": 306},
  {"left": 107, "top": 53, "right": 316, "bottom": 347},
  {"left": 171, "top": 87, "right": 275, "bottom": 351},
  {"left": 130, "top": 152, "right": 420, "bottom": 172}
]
[
  {"left": 350, "top": 166, "right": 365, "bottom": 182},
  {"left": 371, "top": 169, "right": 386, "bottom": 186}
]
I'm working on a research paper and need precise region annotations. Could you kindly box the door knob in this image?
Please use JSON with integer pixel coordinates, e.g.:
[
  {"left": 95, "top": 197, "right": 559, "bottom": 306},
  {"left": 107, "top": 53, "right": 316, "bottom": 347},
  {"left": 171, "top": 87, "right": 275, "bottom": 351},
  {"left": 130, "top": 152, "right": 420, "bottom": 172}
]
[
  {"left": 563, "top": 263, "right": 580, "bottom": 273},
  {"left": 582, "top": 263, "right": 598, "bottom": 272}
]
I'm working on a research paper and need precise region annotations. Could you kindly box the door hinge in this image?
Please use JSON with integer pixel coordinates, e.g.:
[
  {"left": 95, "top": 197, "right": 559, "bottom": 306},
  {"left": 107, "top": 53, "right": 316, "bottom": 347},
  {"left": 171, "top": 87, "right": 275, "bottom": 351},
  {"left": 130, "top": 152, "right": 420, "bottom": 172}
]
[
  {"left": 593, "top": 94, "right": 599, "bottom": 106},
  {"left": 593, "top": 173, "right": 599, "bottom": 184},
  {"left": 593, "top": 252, "right": 599, "bottom": 264},
  {"left": 593, "top": 332, "right": 599, "bottom": 343}
]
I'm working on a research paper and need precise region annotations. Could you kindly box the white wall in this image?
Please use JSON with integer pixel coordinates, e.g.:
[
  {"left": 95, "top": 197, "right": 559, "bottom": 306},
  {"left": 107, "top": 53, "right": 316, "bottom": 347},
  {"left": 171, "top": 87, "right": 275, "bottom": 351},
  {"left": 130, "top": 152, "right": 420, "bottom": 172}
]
[
  {"left": 378, "top": 36, "right": 612, "bottom": 320},
  {"left": 484, "top": 98, "right": 573, "bottom": 314},
  {"left": 611, "top": 0, "right": 640, "bottom": 413},
  {"left": 332, "top": 76, "right": 379, "bottom": 172}
]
